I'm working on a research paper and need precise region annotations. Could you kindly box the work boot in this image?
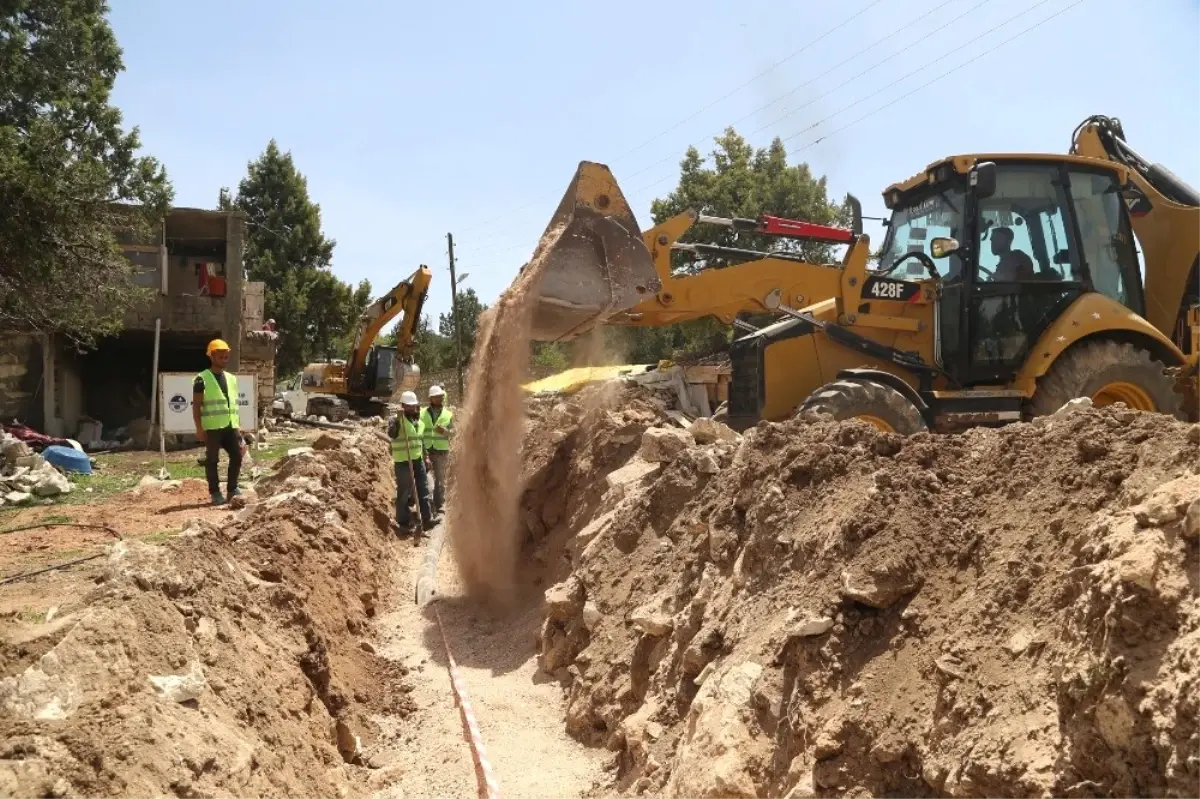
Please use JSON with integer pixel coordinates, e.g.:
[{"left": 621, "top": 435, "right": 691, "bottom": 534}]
[{"left": 210, "top": 491, "right": 226, "bottom": 506}]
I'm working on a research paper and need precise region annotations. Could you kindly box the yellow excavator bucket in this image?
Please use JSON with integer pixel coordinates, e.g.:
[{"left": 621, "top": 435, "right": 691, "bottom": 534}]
[{"left": 527, "top": 162, "right": 662, "bottom": 341}]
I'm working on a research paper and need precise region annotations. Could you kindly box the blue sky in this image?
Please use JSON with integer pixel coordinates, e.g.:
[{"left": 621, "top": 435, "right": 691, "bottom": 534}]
[{"left": 108, "top": 0, "right": 1199, "bottom": 325}]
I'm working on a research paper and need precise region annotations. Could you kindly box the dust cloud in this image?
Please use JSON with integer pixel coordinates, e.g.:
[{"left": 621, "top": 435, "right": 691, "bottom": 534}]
[{"left": 443, "top": 225, "right": 567, "bottom": 606}]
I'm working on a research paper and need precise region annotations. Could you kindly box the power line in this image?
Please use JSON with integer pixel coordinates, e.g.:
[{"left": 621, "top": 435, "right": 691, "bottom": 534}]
[
  {"left": 614, "top": 0, "right": 990, "bottom": 187},
  {"left": 624, "top": 0, "right": 1068, "bottom": 198},
  {"left": 454, "top": 0, "right": 974, "bottom": 256},
  {"left": 449, "top": 0, "right": 889, "bottom": 243},
  {"left": 608, "top": 0, "right": 889, "bottom": 162},
  {"left": 788, "top": 0, "right": 1085, "bottom": 153},
  {"left": 468, "top": 0, "right": 1083, "bottom": 263},
  {"left": 458, "top": 0, "right": 1055, "bottom": 256}
]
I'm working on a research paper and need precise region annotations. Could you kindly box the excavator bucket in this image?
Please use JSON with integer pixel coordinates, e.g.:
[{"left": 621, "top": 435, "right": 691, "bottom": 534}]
[{"left": 526, "top": 162, "right": 661, "bottom": 341}]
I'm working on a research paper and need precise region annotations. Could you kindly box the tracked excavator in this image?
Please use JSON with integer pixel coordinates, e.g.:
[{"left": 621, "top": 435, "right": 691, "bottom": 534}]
[
  {"left": 302, "top": 265, "right": 432, "bottom": 418},
  {"left": 522, "top": 114, "right": 1198, "bottom": 432}
]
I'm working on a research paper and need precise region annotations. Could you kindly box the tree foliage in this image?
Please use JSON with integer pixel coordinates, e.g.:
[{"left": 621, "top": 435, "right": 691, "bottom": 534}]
[
  {"left": 384, "top": 288, "right": 488, "bottom": 374},
  {"left": 605, "top": 128, "right": 848, "bottom": 363},
  {"left": 219, "top": 141, "right": 365, "bottom": 375},
  {"left": 437, "top": 287, "right": 487, "bottom": 359},
  {"left": 0, "top": 0, "right": 173, "bottom": 345}
]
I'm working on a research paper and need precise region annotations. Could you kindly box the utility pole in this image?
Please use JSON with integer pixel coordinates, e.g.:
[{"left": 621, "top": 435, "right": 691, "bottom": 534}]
[{"left": 447, "top": 232, "right": 464, "bottom": 400}]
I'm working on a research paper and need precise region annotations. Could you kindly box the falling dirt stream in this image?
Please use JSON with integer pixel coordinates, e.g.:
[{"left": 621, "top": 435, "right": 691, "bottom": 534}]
[{"left": 368, "top": 529, "right": 606, "bottom": 799}]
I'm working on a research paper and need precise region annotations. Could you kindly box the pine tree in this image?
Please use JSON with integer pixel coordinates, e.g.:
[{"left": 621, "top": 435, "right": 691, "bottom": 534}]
[{"left": 220, "top": 140, "right": 364, "bottom": 375}]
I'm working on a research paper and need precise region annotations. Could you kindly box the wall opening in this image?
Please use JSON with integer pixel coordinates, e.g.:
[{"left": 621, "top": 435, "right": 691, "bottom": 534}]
[{"left": 74, "top": 330, "right": 218, "bottom": 431}]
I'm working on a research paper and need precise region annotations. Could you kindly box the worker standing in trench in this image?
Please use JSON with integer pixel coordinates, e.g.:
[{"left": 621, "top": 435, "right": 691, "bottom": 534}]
[
  {"left": 389, "top": 391, "right": 435, "bottom": 536},
  {"left": 421, "top": 384, "right": 453, "bottom": 515},
  {"left": 192, "top": 339, "right": 243, "bottom": 506}
]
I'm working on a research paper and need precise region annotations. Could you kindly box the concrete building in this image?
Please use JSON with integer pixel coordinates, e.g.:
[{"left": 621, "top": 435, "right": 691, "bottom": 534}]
[{"left": 0, "top": 207, "right": 276, "bottom": 444}]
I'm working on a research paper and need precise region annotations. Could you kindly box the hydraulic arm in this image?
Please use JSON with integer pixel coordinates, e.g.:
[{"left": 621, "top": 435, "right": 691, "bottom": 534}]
[{"left": 1070, "top": 115, "right": 1199, "bottom": 353}]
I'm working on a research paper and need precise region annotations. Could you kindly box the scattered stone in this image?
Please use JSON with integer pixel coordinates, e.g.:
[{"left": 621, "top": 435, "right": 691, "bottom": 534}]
[
  {"left": 287, "top": 447, "right": 315, "bottom": 457},
  {"left": 148, "top": 661, "right": 206, "bottom": 703},
  {"left": 4, "top": 490, "right": 31, "bottom": 505},
  {"left": 840, "top": 565, "right": 918, "bottom": 609},
  {"left": 312, "top": 433, "right": 341, "bottom": 451},
  {"left": 690, "top": 417, "right": 739, "bottom": 445},
  {"left": 582, "top": 601, "right": 602, "bottom": 630},
  {"left": 31, "top": 468, "right": 71, "bottom": 497},
  {"left": 790, "top": 616, "right": 835, "bottom": 638},
  {"left": 629, "top": 595, "right": 674, "bottom": 637},
  {"left": 638, "top": 427, "right": 695, "bottom": 463},
  {"left": 545, "top": 576, "right": 584, "bottom": 621}
]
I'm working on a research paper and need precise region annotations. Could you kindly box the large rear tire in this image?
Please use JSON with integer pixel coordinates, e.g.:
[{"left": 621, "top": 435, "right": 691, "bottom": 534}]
[
  {"left": 1031, "top": 339, "right": 1184, "bottom": 419},
  {"left": 798, "top": 379, "right": 928, "bottom": 435}
]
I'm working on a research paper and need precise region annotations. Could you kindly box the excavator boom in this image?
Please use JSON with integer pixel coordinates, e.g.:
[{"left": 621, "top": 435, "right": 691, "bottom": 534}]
[
  {"left": 1069, "top": 115, "right": 1199, "bottom": 350},
  {"left": 347, "top": 265, "right": 432, "bottom": 379}
]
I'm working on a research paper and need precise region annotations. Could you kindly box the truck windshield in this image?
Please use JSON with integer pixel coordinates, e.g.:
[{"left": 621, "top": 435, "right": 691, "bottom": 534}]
[{"left": 878, "top": 186, "right": 966, "bottom": 279}]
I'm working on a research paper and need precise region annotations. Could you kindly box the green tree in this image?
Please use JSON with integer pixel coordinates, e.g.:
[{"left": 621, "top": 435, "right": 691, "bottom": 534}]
[
  {"left": 304, "top": 274, "right": 372, "bottom": 361},
  {"left": 438, "top": 288, "right": 487, "bottom": 361},
  {"left": 220, "top": 140, "right": 364, "bottom": 374},
  {"left": 651, "top": 129, "right": 849, "bottom": 270},
  {"left": 530, "top": 341, "right": 569, "bottom": 372},
  {"left": 0, "top": 0, "right": 173, "bottom": 345},
  {"left": 383, "top": 313, "right": 449, "bottom": 372},
  {"left": 607, "top": 128, "right": 846, "bottom": 362}
]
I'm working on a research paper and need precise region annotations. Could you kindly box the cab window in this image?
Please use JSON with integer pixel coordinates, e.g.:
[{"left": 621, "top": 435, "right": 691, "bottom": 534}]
[
  {"left": 975, "top": 166, "right": 1081, "bottom": 283},
  {"left": 1067, "top": 169, "right": 1142, "bottom": 312},
  {"left": 878, "top": 186, "right": 965, "bottom": 279}
]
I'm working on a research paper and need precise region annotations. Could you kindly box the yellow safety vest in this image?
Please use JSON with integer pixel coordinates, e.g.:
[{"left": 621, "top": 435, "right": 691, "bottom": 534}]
[
  {"left": 421, "top": 406, "right": 453, "bottom": 452},
  {"left": 391, "top": 415, "right": 425, "bottom": 462},
  {"left": 197, "top": 370, "right": 239, "bottom": 430}
]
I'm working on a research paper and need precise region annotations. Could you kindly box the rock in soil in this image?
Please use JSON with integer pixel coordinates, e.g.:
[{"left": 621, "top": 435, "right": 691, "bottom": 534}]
[
  {"left": 521, "top": 384, "right": 1200, "bottom": 799},
  {"left": 0, "top": 430, "right": 413, "bottom": 798}
]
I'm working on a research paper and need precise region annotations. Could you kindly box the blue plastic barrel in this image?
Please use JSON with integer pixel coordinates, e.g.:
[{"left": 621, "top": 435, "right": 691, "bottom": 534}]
[{"left": 42, "top": 444, "right": 93, "bottom": 475}]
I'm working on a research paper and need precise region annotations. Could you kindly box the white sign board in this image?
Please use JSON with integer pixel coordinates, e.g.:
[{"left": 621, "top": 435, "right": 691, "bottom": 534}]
[{"left": 159, "top": 372, "right": 258, "bottom": 433}]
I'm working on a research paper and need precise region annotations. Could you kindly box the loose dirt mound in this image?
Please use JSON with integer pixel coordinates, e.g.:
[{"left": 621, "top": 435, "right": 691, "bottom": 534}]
[
  {"left": 0, "top": 431, "right": 411, "bottom": 798},
  {"left": 528, "top": 387, "right": 1199, "bottom": 798}
]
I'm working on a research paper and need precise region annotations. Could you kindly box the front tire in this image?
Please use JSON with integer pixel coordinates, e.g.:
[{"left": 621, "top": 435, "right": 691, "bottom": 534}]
[
  {"left": 1031, "top": 340, "right": 1183, "bottom": 419},
  {"left": 798, "top": 379, "right": 927, "bottom": 435}
]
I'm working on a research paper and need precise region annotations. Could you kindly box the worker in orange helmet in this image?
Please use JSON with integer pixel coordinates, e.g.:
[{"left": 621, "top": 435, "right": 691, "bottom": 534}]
[{"left": 193, "top": 338, "right": 243, "bottom": 506}]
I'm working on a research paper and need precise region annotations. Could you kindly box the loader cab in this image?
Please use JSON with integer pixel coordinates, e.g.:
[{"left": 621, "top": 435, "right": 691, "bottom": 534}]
[{"left": 884, "top": 158, "right": 1145, "bottom": 386}]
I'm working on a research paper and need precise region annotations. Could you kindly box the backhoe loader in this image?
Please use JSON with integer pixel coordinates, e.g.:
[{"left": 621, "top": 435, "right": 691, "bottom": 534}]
[
  {"left": 301, "top": 265, "right": 432, "bottom": 418},
  {"left": 522, "top": 114, "right": 1198, "bottom": 432}
]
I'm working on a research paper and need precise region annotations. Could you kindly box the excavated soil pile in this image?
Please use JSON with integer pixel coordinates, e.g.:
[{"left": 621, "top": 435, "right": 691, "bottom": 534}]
[
  {"left": 0, "top": 431, "right": 412, "bottom": 798},
  {"left": 528, "top": 387, "right": 1199, "bottom": 798}
]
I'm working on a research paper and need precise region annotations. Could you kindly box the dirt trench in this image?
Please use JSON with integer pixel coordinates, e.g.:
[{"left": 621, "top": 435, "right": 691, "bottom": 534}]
[
  {"left": 0, "top": 428, "right": 608, "bottom": 799},
  {"left": 521, "top": 383, "right": 1200, "bottom": 798},
  {"left": 367, "top": 545, "right": 607, "bottom": 798}
]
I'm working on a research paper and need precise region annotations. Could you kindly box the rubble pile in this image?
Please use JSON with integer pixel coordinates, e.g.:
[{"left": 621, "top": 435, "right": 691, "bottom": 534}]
[
  {"left": 526, "top": 383, "right": 1199, "bottom": 798},
  {"left": 0, "top": 428, "right": 412, "bottom": 797},
  {"left": 0, "top": 433, "right": 73, "bottom": 506}
]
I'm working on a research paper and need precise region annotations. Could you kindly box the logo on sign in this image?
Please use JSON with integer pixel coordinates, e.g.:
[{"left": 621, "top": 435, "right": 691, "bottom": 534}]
[{"left": 168, "top": 394, "right": 188, "bottom": 413}]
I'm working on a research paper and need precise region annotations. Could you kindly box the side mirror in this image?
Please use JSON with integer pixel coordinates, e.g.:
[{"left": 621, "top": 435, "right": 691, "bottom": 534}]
[
  {"left": 970, "top": 162, "right": 997, "bottom": 200},
  {"left": 845, "top": 193, "right": 864, "bottom": 237},
  {"left": 930, "top": 237, "right": 960, "bottom": 259}
]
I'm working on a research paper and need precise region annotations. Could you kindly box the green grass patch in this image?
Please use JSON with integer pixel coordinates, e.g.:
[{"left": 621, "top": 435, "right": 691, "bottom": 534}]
[
  {"left": 252, "top": 437, "right": 311, "bottom": 463},
  {"left": 56, "top": 472, "right": 139, "bottom": 505},
  {"left": 139, "top": 528, "right": 182, "bottom": 545}
]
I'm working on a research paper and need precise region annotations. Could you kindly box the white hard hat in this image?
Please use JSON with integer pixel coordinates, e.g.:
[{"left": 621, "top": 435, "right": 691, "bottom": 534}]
[
  {"left": 399, "top": 391, "right": 419, "bottom": 405},
  {"left": 428, "top": 385, "right": 445, "bottom": 398}
]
